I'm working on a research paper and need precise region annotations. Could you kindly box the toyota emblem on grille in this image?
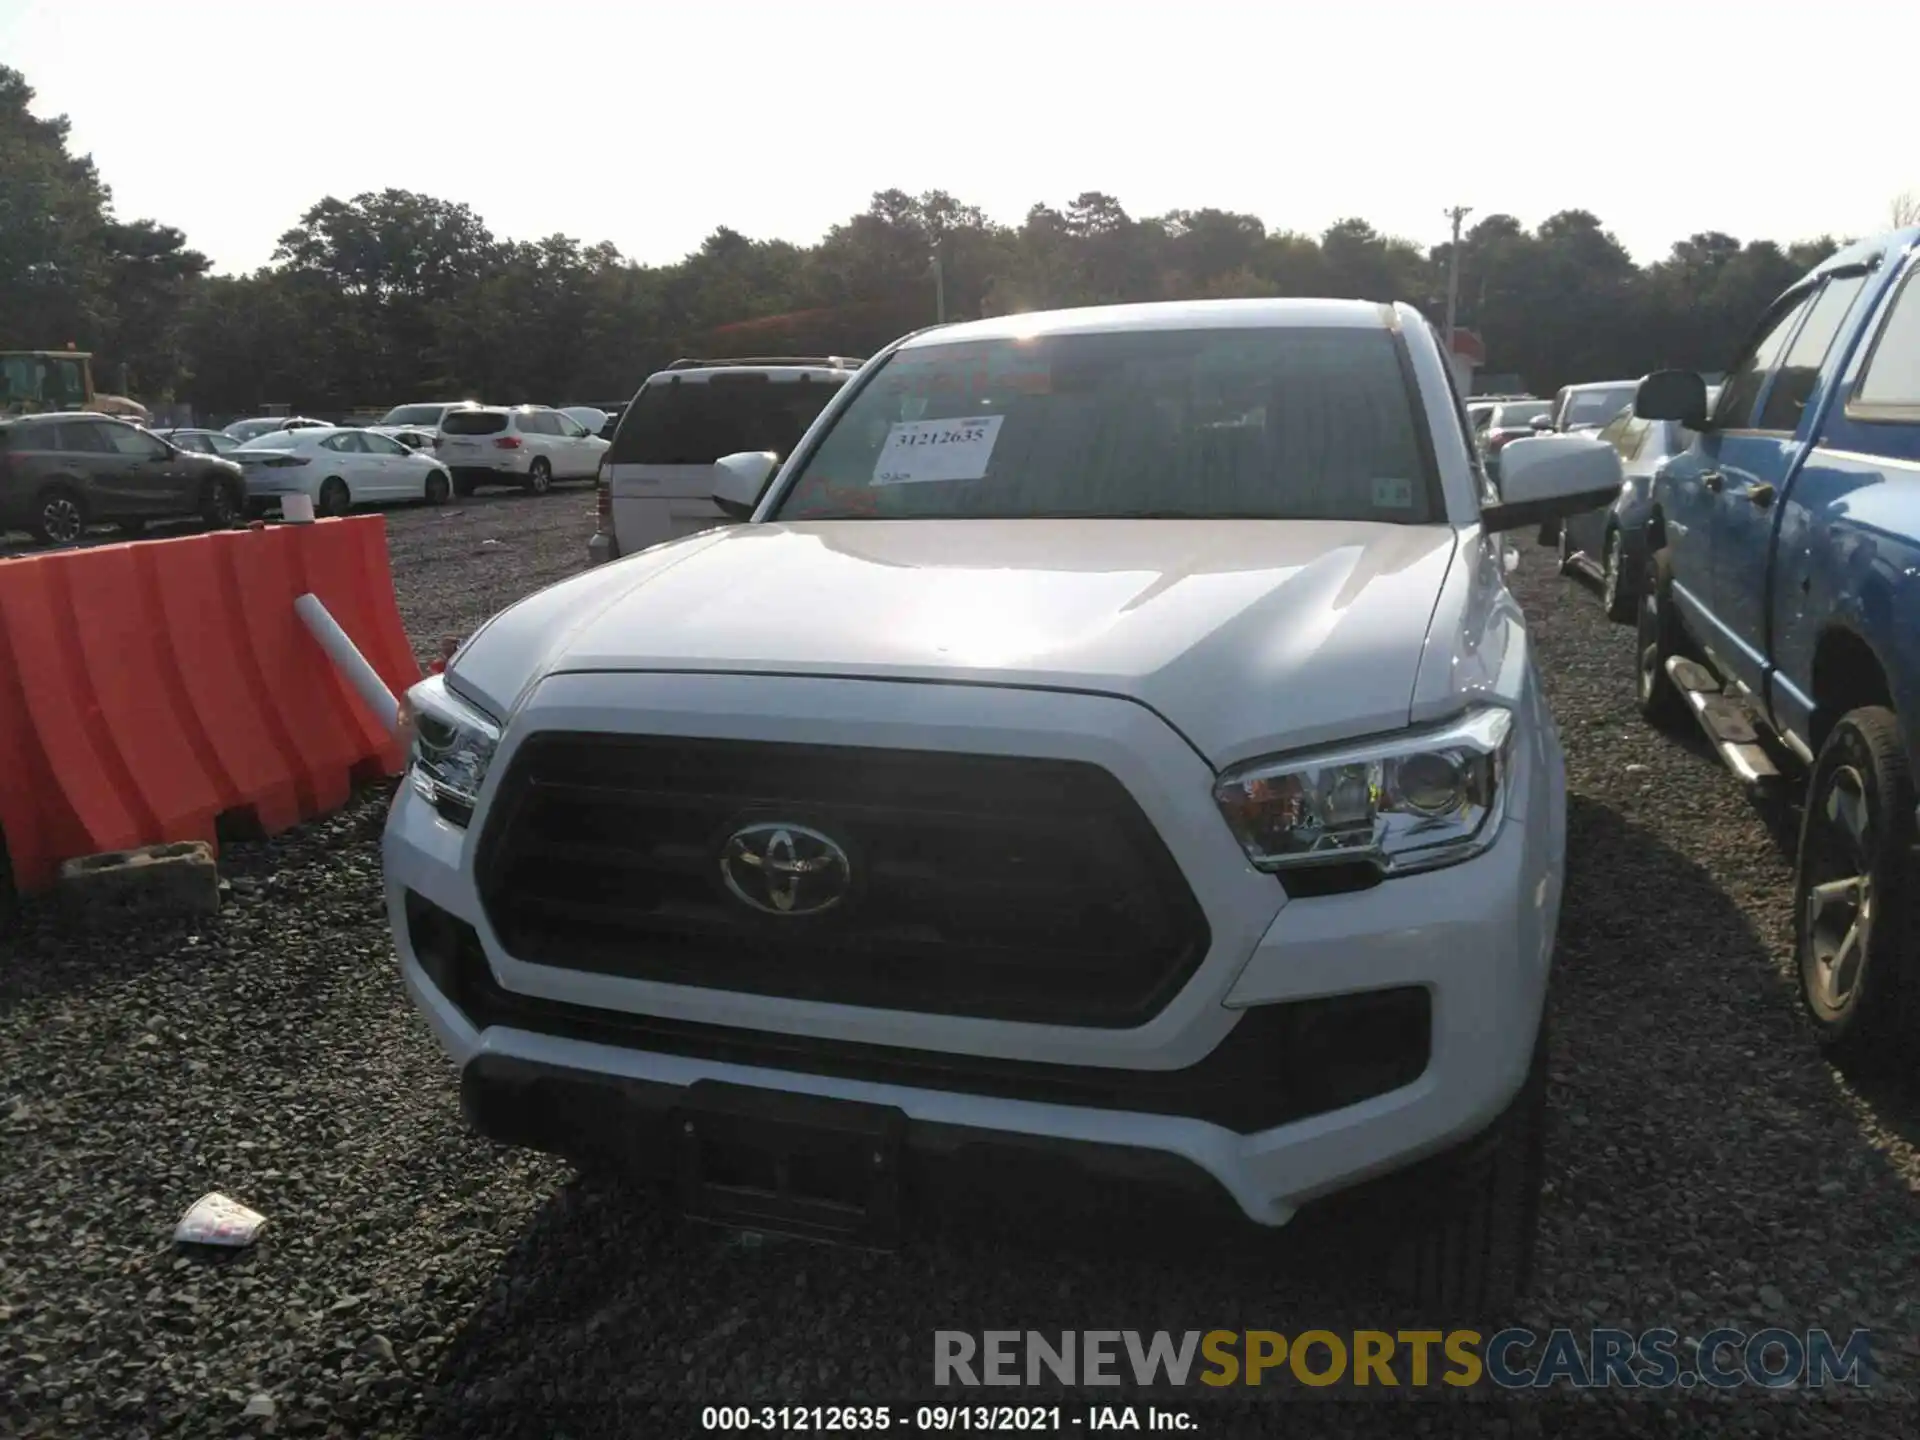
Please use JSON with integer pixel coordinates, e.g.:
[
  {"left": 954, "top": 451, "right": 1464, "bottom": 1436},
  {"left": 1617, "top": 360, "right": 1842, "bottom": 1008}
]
[{"left": 719, "top": 822, "right": 852, "bottom": 917}]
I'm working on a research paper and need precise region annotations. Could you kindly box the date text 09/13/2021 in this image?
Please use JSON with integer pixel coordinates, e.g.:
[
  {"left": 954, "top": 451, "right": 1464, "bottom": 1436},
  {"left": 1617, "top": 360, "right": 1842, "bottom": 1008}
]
[{"left": 700, "top": 1405, "right": 1191, "bottom": 1432}]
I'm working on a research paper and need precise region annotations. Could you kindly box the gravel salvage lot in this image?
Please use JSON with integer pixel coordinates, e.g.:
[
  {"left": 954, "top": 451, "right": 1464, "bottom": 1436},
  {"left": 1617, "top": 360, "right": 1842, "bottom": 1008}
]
[{"left": 4, "top": 499, "right": 1920, "bottom": 1437}]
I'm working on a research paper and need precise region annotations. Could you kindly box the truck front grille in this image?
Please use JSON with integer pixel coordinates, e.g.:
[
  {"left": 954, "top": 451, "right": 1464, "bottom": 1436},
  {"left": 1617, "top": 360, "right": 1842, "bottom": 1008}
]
[
  {"left": 408, "top": 892, "right": 1430, "bottom": 1135},
  {"left": 473, "top": 734, "right": 1210, "bottom": 1027}
]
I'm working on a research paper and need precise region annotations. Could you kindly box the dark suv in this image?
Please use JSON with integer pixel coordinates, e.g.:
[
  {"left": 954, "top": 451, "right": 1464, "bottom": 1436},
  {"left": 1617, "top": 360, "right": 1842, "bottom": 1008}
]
[{"left": 0, "top": 412, "right": 248, "bottom": 545}]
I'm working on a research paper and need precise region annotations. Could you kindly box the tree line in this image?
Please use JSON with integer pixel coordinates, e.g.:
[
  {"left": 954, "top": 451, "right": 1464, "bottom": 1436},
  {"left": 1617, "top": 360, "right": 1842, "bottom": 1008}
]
[{"left": 0, "top": 65, "right": 1869, "bottom": 418}]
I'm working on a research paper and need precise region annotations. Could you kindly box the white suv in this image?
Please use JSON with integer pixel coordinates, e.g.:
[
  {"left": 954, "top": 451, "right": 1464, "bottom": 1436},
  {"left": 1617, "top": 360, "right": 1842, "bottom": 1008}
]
[
  {"left": 588, "top": 356, "right": 860, "bottom": 565},
  {"left": 368, "top": 400, "right": 481, "bottom": 452},
  {"left": 437, "top": 405, "right": 609, "bottom": 496},
  {"left": 384, "top": 300, "right": 1620, "bottom": 1309}
]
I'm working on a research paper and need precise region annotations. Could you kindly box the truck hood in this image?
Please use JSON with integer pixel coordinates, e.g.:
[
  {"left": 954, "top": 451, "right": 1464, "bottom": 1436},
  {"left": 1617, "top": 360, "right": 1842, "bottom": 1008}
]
[{"left": 449, "top": 520, "right": 1459, "bottom": 768}]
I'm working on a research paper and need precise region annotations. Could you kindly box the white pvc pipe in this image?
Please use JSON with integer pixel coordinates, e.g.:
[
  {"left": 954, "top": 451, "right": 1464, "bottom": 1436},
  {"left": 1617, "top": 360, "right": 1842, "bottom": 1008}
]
[{"left": 295, "top": 592, "right": 401, "bottom": 737}]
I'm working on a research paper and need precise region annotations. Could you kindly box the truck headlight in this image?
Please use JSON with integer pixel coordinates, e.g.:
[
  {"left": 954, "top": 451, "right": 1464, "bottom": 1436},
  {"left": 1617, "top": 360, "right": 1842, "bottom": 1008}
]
[
  {"left": 396, "top": 673, "right": 500, "bottom": 827},
  {"left": 1213, "top": 707, "right": 1515, "bottom": 876}
]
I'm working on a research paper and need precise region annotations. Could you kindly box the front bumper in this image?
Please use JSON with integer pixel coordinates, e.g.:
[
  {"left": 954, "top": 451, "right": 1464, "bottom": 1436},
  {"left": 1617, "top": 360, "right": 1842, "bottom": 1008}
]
[
  {"left": 453, "top": 1045, "right": 1524, "bottom": 1248},
  {"left": 383, "top": 671, "right": 1561, "bottom": 1227}
]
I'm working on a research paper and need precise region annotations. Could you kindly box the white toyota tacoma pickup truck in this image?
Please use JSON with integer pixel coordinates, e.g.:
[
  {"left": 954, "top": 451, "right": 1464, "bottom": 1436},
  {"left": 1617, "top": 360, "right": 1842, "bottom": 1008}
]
[{"left": 383, "top": 299, "right": 1620, "bottom": 1311}]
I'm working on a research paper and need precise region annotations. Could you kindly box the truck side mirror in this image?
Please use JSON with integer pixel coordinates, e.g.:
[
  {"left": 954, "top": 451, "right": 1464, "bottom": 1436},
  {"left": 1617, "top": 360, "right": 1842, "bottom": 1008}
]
[
  {"left": 1480, "top": 433, "right": 1624, "bottom": 533},
  {"left": 1635, "top": 370, "right": 1709, "bottom": 429},
  {"left": 711, "top": 451, "right": 780, "bottom": 520}
]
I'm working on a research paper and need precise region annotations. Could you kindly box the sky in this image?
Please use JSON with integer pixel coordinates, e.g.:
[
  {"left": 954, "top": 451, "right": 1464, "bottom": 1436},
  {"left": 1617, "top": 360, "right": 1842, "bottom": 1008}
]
[{"left": 3, "top": 0, "right": 1915, "bottom": 276}]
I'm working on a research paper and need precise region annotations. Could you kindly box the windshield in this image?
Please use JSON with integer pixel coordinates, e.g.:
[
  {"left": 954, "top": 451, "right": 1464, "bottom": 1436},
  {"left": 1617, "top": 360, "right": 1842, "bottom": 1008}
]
[
  {"left": 772, "top": 327, "right": 1440, "bottom": 523},
  {"left": 380, "top": 404, "right": 448, "bottom": 426},
  {"left": 1, "top": 354, "right": 88, "bottom": 412},
  {"left": 1562, "top": 386, "right": 1637, "bottom": 429}
]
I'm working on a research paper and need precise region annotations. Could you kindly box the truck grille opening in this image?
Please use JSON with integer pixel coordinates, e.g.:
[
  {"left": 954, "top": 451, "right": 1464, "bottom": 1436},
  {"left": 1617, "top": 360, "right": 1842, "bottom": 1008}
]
[
  {"left": 406, "top": 892, "right": 1430, "bottom": 1135},
  {"left": 473, "top": 735, "right": 1211, "bottom": 1027}
]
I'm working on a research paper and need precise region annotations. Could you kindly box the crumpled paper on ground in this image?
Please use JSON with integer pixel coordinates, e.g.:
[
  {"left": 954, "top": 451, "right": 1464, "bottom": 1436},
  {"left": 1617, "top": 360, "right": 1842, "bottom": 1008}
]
[{"left": 174, "top": 1192, "right": 266, "bottom": 1247}]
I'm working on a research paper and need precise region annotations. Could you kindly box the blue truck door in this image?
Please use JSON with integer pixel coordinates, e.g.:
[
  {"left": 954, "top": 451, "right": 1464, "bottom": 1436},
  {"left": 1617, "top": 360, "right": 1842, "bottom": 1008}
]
[
  {"left": 1661, "top": 289, "right": 1814, "bottom": 653},
  {"left": 1770, "top": 245, "right": 1920, "bottom": 763},
  {"left": 1707, "top": 271, "right": 1875, "bottom": 696}
]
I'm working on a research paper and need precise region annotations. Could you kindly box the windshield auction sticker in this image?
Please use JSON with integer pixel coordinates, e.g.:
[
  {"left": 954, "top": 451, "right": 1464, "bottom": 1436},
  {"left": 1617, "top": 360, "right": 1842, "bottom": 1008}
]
[{"left": 872, "top": 415, "right": 1004, "bottom": 486}]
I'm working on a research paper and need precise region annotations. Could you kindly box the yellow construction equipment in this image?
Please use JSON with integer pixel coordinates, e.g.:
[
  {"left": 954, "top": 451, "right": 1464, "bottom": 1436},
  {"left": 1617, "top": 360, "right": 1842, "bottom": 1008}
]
[
  {"left": 1, "top": 348, "right": 94, "bottom": 415},
  {"left": 1, "top": 349, "right": 151, "bottom": 423}
]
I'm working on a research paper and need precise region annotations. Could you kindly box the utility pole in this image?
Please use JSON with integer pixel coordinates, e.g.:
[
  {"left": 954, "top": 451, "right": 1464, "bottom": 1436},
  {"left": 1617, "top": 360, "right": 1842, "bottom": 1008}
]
[
  {"left": 1443, "top": 205, "right": 1472, "bottom": 357},
  {"left": 931, "top": 251, "right": 946, "bottom": 324}
]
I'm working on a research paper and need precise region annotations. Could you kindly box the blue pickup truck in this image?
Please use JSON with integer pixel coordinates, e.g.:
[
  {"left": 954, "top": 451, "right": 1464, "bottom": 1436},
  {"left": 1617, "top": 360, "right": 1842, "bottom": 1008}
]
[{"left": 1633, "top": 227, "right": 1920, "bottom": 1067}]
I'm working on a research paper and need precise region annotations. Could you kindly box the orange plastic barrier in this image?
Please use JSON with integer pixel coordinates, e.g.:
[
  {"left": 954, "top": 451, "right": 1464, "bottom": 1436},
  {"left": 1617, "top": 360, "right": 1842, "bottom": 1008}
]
[{"left": 0, "top": 517, "right": 421, "bottom": 893}]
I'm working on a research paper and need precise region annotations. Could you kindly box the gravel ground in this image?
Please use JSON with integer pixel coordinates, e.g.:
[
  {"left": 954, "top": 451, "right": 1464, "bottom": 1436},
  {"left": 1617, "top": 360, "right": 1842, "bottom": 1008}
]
[{"left": 4, "top": 501, "right": 1919, "bottom": 1438}]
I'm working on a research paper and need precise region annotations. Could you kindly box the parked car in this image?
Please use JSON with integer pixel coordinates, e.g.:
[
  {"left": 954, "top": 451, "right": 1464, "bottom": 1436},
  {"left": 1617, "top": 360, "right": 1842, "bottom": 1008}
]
[
  {"left": 1481, "top": 399, "right": 1553, "bottom": 483},
  {"left": 385, "top": 298, "right": 1622, "bottom": 1308},
  {"left": 224, "top": 415, "right": 330, "bottom": 444},
  {"left": 1466, "top": 397, "right": 1534, "bottom": 435},
  {"left": 155, "top": 426, "right": 245, "bottom": 457},
  {"left": 1546, "top": 381, "right": 1640, "bottom": 434},
  {"left": 1556, "top": 399, "right": 1704, "bottom": 622},
  {"left": 1534, "top": 382, "right": 1641, "bottom": 542},
  {"left": 1470, "top": 394, "right": 1537, "bottom": 415},
  {"left": 0, "top": 411, "right": 246, "bottom": 543},
  {"left": 235, "top": 426, "right": 453, "bottom": 517},
  {"left": 558, "top": 405, "right": 609, "bottom": 439},
  {"left": 588, "top": 356, "right": 862, "bottom": 565},
  {"left": 367, "top": 400, "right": 481, "bottom": 452},
  {"left": 569, "top": 400, "right": 628, "bottom": 439},
  {"left": 436, "top": 406, "right": 608, "bottom": 497},
  {"left": 1634, "top": 227, "right": 1920, "bottom": 1067}
]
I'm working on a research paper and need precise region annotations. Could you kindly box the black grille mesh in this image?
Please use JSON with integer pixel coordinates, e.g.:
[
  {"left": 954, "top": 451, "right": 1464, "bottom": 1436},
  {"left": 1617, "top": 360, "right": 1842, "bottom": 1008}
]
[{"left": 474, "top": 735, "right": 1210, "bottom": 1027}]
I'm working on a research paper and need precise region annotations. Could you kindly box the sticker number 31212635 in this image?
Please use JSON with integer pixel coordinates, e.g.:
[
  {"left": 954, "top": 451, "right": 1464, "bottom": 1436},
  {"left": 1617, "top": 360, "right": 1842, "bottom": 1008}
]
[
  {"left": 897, "top": 423, "right": 986, "bottom": 447},
  {"left": 872, "top": 414, "right": 1004, "bottom": 486}
]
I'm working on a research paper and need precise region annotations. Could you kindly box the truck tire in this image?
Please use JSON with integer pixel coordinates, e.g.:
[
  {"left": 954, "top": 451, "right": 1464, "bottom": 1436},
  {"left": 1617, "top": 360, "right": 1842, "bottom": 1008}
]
[
  {"left": 1393, "top": 1016, "right": 1547, "bottom": 1319},
  {"left": 1794, "top": 706, "right": 1917, "bottom": 1070},
  {"left": 1635, "top": 550, "right": 1688, "bottom": 729}
]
